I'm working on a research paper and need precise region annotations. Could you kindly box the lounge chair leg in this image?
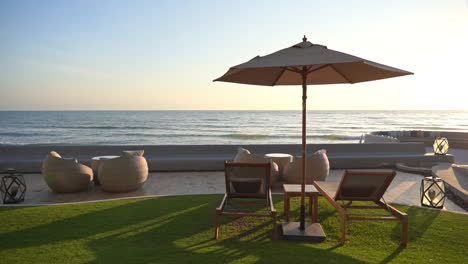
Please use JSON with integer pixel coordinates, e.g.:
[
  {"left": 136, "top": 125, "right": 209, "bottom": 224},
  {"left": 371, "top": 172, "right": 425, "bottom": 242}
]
[
  {"left": 214, "top": 211, "right": 220, "bottom": 240},
  {"left": 401, "top": 215, "right": 408, "bottom": 246},
  {"left": 341, "top": 214, "right": 347, "bottom": 245},
  {"left": 272, "top": 211, "right": 277, "bottom": 240}
]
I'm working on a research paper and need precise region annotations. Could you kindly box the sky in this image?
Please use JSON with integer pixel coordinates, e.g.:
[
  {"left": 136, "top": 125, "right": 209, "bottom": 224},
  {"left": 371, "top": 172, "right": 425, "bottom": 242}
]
[{"left": 0, "top": 0, "right": 467, "bottom": 110}]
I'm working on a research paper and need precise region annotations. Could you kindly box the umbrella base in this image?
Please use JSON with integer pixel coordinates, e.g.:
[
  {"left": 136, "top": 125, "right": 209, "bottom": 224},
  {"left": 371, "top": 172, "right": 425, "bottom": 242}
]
[{"left": 281, "top": 222, "right": 326, "bottom": 242}]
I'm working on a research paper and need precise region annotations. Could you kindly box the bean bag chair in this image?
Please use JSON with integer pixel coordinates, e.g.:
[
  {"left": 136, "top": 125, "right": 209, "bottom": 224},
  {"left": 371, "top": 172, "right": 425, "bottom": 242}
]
[
  {"left": 233, "top": 147, "right": 280, "bottom": 183},
  {"left": 283, "top": 149, "right": 329, "bottom": 184},
  {"left": 42, "top": 151, "right": 93, "bottom": 193},
  {"left": 99, "top": 150, "right": 148, "bottom": 193}
]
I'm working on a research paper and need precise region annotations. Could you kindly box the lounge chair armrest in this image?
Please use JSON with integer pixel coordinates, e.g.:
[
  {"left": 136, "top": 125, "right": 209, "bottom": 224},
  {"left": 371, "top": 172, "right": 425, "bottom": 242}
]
[
  {"left": 268, "top": 190, "right": 276, "bottom": 212},
  {"left": 216, "top": 194, "right": 228, "bottom": 211}
]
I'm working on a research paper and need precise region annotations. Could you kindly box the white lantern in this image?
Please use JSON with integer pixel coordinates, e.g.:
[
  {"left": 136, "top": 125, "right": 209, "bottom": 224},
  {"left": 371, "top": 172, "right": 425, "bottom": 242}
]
[{"left": 433, "top": 137, "right": 449, "bottom": 155}]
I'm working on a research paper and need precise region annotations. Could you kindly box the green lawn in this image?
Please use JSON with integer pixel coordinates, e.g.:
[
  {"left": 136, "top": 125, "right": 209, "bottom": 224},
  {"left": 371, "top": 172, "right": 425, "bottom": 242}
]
[{"left": 0, "top": 195, "right": 467, "bottom": 264}]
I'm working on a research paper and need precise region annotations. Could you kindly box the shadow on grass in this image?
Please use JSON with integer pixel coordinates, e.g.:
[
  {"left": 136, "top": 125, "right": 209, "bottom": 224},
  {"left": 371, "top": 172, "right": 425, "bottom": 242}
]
[
  {"left": 0, "top": 194, "right": 403, "bottom": 263},
  {"left": 379, "top": 245, "right": 406, "bottom": 264},
  {"left": 0, "top": 206, "right": 29, "bottom": 212},
  {"left": 285, "top": 197, "right": 337, "bottom": 223},
  {"left": 391, "top": 206, "right": 440, "bottom": 243},
  {"left": 0, "top": 196, "right": 214, "bottom": 250},
  {"left": 81, "top": 199, "right": 367, "bottom": 264}
]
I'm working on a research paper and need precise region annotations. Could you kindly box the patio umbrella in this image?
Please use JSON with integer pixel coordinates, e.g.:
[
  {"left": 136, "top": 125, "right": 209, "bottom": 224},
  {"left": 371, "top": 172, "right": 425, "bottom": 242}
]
[{"left": 214, "top": 36, "right": 413, "bottom": 241}]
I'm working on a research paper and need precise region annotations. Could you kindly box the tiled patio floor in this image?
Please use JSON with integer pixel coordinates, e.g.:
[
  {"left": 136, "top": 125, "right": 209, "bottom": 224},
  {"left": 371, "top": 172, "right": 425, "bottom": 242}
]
[{"left": 4, "top": 169, "right": 466, "bottom": 214}]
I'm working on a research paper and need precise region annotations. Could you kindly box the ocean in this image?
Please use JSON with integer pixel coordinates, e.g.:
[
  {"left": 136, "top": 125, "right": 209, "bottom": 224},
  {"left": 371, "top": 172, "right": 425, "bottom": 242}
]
[{"left": 0, "top": 110, "right": 467, "bottom": 146}]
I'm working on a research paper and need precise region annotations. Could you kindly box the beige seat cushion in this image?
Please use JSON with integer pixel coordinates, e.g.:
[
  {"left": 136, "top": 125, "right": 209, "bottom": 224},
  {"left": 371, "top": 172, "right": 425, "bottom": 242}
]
[
  {"left": 122, "top": 150, "right": 144, "bottom": 157},
  {"left": 233, "top": 147, "right": 280, "bottom": 182},
  {"left": 283, "top": 149, "right": 330, "bottom": 184},
  {"left": 230, "top": 177, "right": 263, "bottom": 194}
]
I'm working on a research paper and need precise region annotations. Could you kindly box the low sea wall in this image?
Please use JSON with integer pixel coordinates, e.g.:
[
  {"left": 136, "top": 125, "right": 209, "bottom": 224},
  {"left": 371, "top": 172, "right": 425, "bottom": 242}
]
[
  {"left": 370, "top": 131, "right": 468, "bottom": 148},
  {"left": 0, "top": 143, "right": 454, "bottom": 173}
]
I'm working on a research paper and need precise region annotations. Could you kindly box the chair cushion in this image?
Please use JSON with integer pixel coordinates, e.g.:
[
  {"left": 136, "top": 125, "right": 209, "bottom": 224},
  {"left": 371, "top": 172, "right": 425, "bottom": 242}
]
[
  {"left": 314, "top": 181, "right": 340, "bottom": 199},
  {"left": 283, "top": 149, "right": 330, "bottom": 184},
  {"left": 233, "top": 147, "right": 279, "bottom": 182},
  {"left": 122, "top": 150, "right": 144, "bottom": 157},
  {"left": 49, "top": 151, "right": 62, "bottom": 158},
  {"left": 234, "top": 147, "right": 265, "bottom": 163},
  {"left": 230, "top": 177, "right": 262, "bottom": 193}
]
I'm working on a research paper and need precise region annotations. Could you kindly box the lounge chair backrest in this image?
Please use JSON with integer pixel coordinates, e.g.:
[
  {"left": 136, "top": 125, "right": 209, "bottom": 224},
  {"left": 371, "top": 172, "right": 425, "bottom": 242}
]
[
  {"left": 224, "top": 162, "right": 271, "bottom": 198},
  {"left": 335, "top": 170, "right": 396, "bottom": 202}
]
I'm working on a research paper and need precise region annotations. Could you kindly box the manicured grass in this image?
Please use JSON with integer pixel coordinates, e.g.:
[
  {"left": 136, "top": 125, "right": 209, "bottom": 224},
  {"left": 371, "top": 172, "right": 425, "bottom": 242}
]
[{"left": 0, "top": 195, "right": 467, "bottom": 264}]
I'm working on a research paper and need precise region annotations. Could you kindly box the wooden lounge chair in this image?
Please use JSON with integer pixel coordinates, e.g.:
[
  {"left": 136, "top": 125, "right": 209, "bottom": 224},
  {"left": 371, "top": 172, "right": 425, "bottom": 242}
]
[
  {"left": 215, "top": 162, "right": 277, "bottom": 239},
  {"left": 314, "top": 170, "right": 408, "bottom": 245}
]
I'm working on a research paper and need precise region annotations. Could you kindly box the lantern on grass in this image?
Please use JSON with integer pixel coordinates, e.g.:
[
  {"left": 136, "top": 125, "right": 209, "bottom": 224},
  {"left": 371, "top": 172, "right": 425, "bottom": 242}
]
[
  {"left": 420, "top": 176, "right": 446, "bottom": 208},
  {"left": 433, "top": 137, "right": 449, "bottom": 155},
  {"left": 0, "top": 168, "right": 27, "bottom": 204}
]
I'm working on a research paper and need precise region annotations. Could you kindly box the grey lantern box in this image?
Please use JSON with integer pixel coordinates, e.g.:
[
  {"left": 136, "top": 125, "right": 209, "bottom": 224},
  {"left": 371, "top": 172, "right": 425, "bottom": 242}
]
[{"left": 0, "top": 168, "right": 27, "bottom": 204}]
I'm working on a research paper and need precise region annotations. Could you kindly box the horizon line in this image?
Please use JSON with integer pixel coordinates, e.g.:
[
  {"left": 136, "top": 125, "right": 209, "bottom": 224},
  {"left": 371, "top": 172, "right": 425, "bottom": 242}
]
[{"left": 1, "top": 109, "right": 467, "bottom": 112}]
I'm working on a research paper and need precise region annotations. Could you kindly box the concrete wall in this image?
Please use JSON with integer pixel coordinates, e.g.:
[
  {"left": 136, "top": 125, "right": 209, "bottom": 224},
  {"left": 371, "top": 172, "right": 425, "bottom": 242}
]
[
  {"left": 0, "top": 143, "right": 454, "bottom": 173},
  {"left": 371, "top": 130, "right": 468, "bottom": 148}
]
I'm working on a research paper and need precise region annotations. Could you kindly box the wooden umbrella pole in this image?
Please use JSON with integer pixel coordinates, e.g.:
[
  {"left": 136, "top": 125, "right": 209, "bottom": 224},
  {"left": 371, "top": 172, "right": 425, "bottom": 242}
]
[{"left": 300, "top": 68, "right": 307, "bottom": 230}]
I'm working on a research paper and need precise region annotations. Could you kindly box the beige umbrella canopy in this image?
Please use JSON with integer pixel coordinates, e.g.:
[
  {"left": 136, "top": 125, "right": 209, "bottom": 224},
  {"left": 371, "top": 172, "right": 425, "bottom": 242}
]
[
  {"left": 214, "top": 36, "right": 412, "bottom": 240},
  {"left": 215, "top": 37, "right": 412, "bottom": 85}
]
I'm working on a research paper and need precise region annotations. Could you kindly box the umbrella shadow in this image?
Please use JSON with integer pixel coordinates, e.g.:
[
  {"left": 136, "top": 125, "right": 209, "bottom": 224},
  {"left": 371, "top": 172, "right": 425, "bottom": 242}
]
[
  {"left": 0, "top": 194, "right": 405, "bottom": 263},
  {"left": 81, "top": 207, "right": 368, "bottom": 264},
  {"left": 78, "top": 196, "right": 367, "bottom": 264}
]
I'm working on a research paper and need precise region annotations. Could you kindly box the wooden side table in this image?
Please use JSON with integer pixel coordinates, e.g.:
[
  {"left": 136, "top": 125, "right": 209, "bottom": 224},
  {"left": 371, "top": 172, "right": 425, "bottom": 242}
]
[{"left": 283, "top": 184, "right": 319, "bottom": 222}]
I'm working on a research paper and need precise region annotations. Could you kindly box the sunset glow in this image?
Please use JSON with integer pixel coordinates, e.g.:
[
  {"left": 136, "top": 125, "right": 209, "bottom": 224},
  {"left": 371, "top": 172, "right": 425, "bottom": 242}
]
[{"left": 1, "top": 0, "right": 467, "bottom": 110}]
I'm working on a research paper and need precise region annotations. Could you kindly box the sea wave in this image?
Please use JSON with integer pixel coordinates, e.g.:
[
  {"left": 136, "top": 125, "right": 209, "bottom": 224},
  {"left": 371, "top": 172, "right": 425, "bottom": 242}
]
[
  {"left": 221, "top": 133, "right": 359, "bottom": 141},
  {"left": 3, "top": 110, "right": 466, "bottom": 145},
  {"left": 0, "top": 142, "right": 81, "bottom": 146},
  {"left": 0, "top": 132, "right": 44, "bottom": 137},
  {"left": 25, "top": 143, "right": 81, "bottom": 146},
  {"left": 53, "top": 126, "right": 154, "bottom": 130},
  {"left": 310, "top": 134, "right": 360, "bottom": 140},
  {"left": 122, "top": 133, "right": 209, "bottom": 138},
  {"left": 412, "top": 126, "right": 468, "bottom": 131},
  {"left": 224, "top": 134, "right": 271, "bottom": 139}
]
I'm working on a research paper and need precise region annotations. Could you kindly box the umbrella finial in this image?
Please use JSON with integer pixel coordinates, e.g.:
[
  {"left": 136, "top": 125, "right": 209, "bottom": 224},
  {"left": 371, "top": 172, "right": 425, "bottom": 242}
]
[{"left": 303, "top": 35, "right": 307, "bottom": 42}]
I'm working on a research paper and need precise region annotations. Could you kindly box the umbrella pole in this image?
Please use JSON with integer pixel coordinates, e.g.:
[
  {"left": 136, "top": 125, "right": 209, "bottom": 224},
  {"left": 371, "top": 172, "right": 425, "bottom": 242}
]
[
  {"left": 280, "top": 68, "right": 325, "bottom": 241},
  {"left": 300, "top": 70, "right": 307, "bottom": 230}
]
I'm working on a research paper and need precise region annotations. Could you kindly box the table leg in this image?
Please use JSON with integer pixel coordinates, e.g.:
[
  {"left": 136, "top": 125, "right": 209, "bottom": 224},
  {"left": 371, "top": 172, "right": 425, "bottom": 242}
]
[
  {"left": 313, "top": 193, "right": 319, "bottom": 223},
  {"left": 308, "top": 195, "right": 313, "bottom": 217},
  {"left": 284, "top": 193, "right": 290, "bottom": 222}
]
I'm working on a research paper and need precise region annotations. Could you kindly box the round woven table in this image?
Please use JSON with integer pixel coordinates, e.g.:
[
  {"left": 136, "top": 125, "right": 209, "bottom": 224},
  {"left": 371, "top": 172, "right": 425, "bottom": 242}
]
[
  {"left": 91, "top": 155, "right": 119, "bottom": 185},
  {"left": 264, "top": 153, "right": 293, "bottom": 176}
]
